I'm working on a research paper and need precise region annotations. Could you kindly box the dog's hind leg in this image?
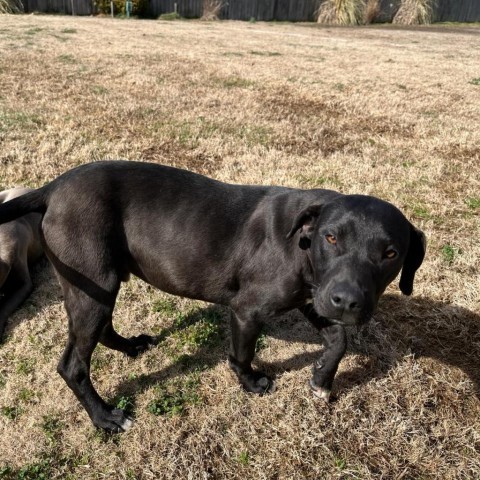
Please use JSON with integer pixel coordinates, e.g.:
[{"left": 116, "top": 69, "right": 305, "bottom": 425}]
[
  {"left": 99, "top": 322, "right": 156, "bottom": 357},
  {"left": 57, "top": 279, "right": 133, "bottom": 432}
]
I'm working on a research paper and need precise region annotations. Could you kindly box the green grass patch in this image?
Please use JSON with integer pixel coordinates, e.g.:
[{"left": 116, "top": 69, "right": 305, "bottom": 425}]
[
  {"left": 441, "top": 244, "right": 462, "bottom": 265},
  {"left": 1, "top": 405, "right": 22, "bottom": 420},
  {"left": 16, "top": 459, "right": 52, "bottom": 480},
  {"left": 18, "top": 388, "right": 35, "bottom": 403},
  {"left": 154, "top": 305, "right": 224, "bottom": 361},
  {"left": 222, "top": 52, "right": 244, "bottom": 57},
  {"left": 91, "top": 85, "right": 109, "bottom": 95},
  {"left": 255, "top": 333, "right": 268, "bottom": 352},
  {"left": 147, "top": 373, "right": 201, "bottom": 417},
  {"left": 153, "top": 117, "right": 221, "bottom": 148},
  {"left": 152, "top": 297, "right": 178, "bottom": 315},
  {"left": 3, "top": 450, "right": 88, "bottom": 480},
  {"left": 0, "top": 466, "right": 13, "bottom": 478},
  {"left": 469, "top": 78, "right": 480, "bottom": 86},
  {"left": 90, "top": 348, "right": 113, "bottom": 372},
  {"left": 0, "top": 110, "right": 43, "bottom": 132},
  {"left": 411, "top": 204, "right": 432, "bottom": 220},
  {"left": 25, "top": 27, "right": 43, "bottom": 36},
  {"left": 16, "top": 358, "right": 35, "bottom": 375},
  {"left": 158, "top": 12, "right": 181, "bottom": 20},
  {"left": 171, "top": 308, "right": 222, "bottom": 350},
  {"left": 114, "top": 395, "right": 135, "bottom": 415},
  {"left": 220, "top": 76, "right": 256, "bottom": 89},
  {"left": 61, "top": 28, "right": 77, "bottom": 34},
  {"left": 334, "top": 456, "right": 347, "bottom": 470},
  {"left": 237, "top": 451, "right": 250, "bottom": 465},
  {"left": 465, "top": 197, "right": 480, "bottom": 210},
  {"left": 235, "top": 124, "right": 272, "bottom": 147},
  {"left": 41, "top": 414, "right": 64, "bottom": 444},
  {"left": 249, "top": 50, "right": 282, "bottom": 56},
  {"left": 57, "top": 54, "right": 76, "bottom": 64},
  {"left": 295, "top": 174, "right": 343, "bottom": 189}
]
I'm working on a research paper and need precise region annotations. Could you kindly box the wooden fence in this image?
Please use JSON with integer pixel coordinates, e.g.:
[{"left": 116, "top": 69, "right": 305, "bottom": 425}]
[
  {"left": 436, "top": 0, "right": 480, "bottom": 22},
  {"left": 146, "top": 0, "right": 322, "bottom": 20},
  {"left": 21, "top": 0, "right": 480, "bottom": 22}
]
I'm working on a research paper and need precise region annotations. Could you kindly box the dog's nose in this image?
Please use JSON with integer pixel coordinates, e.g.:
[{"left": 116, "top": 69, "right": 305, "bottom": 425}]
[{"left": 330, "top": 285, "right": 364, "bottom": 312}]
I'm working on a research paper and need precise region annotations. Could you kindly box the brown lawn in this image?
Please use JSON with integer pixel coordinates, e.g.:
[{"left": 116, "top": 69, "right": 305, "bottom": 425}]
[{"left": 0, "top": 14, "right": 479, "bottom": 479}]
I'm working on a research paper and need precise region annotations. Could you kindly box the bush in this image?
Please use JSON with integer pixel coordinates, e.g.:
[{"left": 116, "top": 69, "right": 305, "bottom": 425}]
[
  {"left": 0, "top": 0, "right": 23, "bottom": 13},
  {"left": 94, "top": 0, "right": 148, "bottom": 17},
  {"left": 201, "top": 0, "right": 223, "bottom": 20},
  {"left": 317, "top": 0, "right": 367, "bottom": 25},
  {"left": 364, "top": 0, "right": 380, "bottom": 23},
  {"left": 393, "top": 0, "right": 437, "bottom": 24}
]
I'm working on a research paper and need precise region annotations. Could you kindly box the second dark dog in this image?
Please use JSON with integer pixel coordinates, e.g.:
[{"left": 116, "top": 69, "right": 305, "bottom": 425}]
[{"left": 0, "top": 161, "right": 426, "bottom": 431}]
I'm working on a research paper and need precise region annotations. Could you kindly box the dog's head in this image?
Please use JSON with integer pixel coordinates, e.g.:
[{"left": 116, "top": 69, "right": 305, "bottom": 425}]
[{"left": 287, "top": 195, "right": 426, "bottom": 326}]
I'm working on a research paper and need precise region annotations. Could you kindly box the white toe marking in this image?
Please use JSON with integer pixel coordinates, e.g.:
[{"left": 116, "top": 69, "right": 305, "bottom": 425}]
[
  {"left": 121, "top": 417, "right": 134, "bottom": 431},
  {"left": 312, "top": 387, "right": 331, "bottom": 402}
]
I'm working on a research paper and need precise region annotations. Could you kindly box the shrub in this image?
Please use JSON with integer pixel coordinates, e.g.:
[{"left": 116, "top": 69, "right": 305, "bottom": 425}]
[
  {"left": 94, "top": 0, "right": 148, "bottom": 17},
  {"left": 364, "top": 0, "right": 380, "bottom": 23},
  {"left": 317, "top": 0, "right": 366, "bottom": 25},
  {"left": 393, "top": 0, "right": 437, "bottom": 24},
  {"left": 201, "top": 0, "right": 223, "bottom": 20},
  {"left": 0, "top": 0, "right": 23, "bottom": 13}
]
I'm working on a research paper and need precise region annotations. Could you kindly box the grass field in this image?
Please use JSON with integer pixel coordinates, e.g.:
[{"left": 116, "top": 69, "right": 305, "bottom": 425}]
[{"left": 0, "top": 14, "right": 479, "bottom": 479}]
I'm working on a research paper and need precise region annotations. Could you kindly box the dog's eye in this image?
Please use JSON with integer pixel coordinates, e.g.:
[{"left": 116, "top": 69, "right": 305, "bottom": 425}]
[
  {"left": 325, "top": 234, "right": 337, "bottom": 245},
  {"left": 383, "top": 249, "right": 397, "bottom": 259}
]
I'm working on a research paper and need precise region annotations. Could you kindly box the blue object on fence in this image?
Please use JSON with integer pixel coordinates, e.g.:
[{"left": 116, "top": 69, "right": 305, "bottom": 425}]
[{"left": 126, "top": 0, "right": 132, "bottom": 17}]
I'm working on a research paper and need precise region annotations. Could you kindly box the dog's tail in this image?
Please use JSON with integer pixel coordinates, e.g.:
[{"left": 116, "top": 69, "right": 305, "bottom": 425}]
[{"left": 0, "top": 188, "right": 48, "bottom": 224}]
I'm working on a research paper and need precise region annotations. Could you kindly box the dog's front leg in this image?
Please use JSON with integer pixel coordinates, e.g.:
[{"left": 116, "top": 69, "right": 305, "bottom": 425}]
[
  {"left": 228, "top": 310, "right": 274, "bottom": 394},
  {"left": 300, "top": 305, "right": 347, "bottom": 401}
]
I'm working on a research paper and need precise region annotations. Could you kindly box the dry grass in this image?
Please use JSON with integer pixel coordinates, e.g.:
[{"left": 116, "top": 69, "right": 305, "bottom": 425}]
[
  {"left": 0, "top": 15, "right": 480, "bottom": 479},
  {"left": 393, "top": 0, "right": 437, "bottom": 25},
  {"left": 317, "top": 0, "right": 366, "bottom": 25}
]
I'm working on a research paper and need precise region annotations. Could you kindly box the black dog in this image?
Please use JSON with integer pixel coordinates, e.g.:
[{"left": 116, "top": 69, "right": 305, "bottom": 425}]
[{"left": 0, "top": 161, "right": 425, "bottom": 432}]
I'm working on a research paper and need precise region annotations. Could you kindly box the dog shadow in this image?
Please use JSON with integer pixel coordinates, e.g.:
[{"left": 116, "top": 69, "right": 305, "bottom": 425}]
[
  {"left": 115, "top": 293, "right": 480, "bottom": 402},
  {"left": 266, "top": 294, "right": 480, "bottom": 398}
]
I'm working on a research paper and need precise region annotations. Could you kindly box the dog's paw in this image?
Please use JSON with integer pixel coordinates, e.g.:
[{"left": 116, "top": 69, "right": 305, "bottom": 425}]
[
  {"left": 126, "top": 334, "right": 157, "bottom": 357},
  {"left": 241, "top": 371, "right": 275, "bottom": 395},
  {"left": 93, "top": 408, "right": 134, "bottom": 433},
  {"left": 309, "top": 379, "right": 331, "bottom": 402}
]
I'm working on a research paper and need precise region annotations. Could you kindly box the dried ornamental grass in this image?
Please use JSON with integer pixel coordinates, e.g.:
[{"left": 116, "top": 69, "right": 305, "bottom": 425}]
[
  {"left": 0, "top": 0, "right": 22, "bottom": 13},
  {"left": 317, "top": 0, "right": 366, "bottom": 25},
  {"left": 364, "top": 0, "right": 380, "bottom": 23},
  {"left": 393, "top": 0, "right": 437, "bottom": 24},
  {"left": 201, "top": 0, "right": 223, "bottom": 20}
]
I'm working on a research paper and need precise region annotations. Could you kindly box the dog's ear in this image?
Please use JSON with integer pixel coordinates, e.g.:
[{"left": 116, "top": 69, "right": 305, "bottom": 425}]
[
  {"left": 399, "top": 224, "right": 426, "bottom": 295},
  {"left": 286, "top": 205, "right": 322, "bottom": 250}
]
